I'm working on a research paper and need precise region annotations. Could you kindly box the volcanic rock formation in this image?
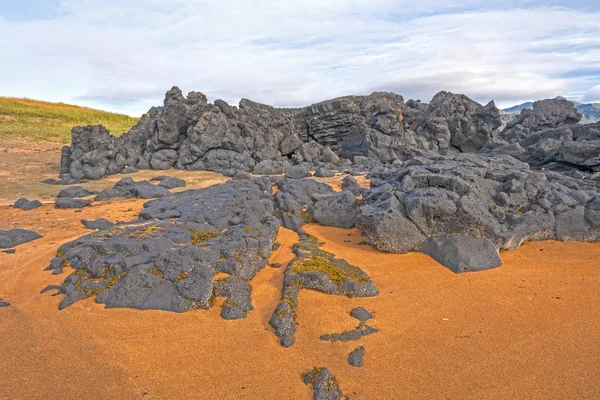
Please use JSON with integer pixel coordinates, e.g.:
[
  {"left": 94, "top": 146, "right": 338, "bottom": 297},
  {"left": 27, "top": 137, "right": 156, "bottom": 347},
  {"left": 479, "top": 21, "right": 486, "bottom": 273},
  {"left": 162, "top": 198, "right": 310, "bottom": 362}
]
[{"left": 59, "top": 87, "right": 502, "bottom": 181}]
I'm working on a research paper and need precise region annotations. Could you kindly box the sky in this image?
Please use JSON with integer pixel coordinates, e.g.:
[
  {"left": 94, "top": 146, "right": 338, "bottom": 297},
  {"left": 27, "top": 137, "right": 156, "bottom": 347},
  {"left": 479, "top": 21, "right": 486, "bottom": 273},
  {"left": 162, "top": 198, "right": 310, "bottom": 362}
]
[{"left": 0, "top": 0, "right": 599, "bottom": 116}]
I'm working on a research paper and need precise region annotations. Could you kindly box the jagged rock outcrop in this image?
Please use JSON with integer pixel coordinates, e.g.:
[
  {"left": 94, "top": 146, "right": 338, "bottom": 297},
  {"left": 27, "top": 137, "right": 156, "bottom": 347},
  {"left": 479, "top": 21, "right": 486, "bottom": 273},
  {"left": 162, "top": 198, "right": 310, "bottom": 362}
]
[
  {"left": 482, "top": 99, "right": 600, "bottom": 172},
  {"left": 60, "top": 87, "right": 502, "bottom": 181},
  {"left": 357, "top": 153, "right": 600, "bottom": 272}
]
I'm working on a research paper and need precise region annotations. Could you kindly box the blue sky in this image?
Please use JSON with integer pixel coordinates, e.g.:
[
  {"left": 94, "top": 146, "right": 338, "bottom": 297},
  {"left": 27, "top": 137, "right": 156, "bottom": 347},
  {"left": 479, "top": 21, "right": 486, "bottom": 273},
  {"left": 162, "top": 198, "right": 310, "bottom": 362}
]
[{"left": 1, "top": 0, "right": 599, "bottom": 116}]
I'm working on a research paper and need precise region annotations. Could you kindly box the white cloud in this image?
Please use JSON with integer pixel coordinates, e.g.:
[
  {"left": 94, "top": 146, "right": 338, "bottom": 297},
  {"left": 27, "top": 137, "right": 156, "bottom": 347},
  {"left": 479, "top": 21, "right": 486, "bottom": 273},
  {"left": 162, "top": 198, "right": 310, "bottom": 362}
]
[
  {"left": 581, "top": 84, "right": 600, "bottom": 103},
  {"left": 1, "top": 1, "right": 599, "bottom": 115}
]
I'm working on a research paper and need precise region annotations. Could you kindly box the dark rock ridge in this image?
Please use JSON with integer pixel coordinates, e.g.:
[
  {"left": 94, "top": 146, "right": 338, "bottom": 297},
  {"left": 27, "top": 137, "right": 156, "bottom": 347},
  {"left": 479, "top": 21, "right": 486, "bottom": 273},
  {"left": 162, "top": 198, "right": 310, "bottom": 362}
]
[
  {"left": 0, "top": 229, "right": 43, "bottom": 249},
  {"left": 60, "top": 87, "right": 502, "bottom": 181},
  {"left": 269, "top": 232, "right": 378, "bottom": 348}
]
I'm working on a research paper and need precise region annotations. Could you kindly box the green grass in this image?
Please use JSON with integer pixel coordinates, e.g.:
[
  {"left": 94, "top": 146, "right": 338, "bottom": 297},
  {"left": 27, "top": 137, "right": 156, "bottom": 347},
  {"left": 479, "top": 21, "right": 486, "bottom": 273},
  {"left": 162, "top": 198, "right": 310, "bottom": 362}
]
[{"left": 0, "top": 97, "right": 139, "bottom": 144}]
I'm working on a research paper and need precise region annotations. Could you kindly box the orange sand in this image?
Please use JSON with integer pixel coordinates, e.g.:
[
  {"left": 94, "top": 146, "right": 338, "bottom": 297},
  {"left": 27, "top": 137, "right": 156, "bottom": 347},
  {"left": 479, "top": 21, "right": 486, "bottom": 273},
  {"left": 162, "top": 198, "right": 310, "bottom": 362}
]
[{"left": 1, "top": 140, "right": 599, "bottom": 399}]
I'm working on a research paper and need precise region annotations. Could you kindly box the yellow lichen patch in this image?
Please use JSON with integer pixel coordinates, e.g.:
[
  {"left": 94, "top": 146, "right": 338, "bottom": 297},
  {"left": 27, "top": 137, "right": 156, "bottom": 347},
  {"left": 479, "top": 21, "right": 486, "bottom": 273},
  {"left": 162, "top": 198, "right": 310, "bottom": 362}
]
[
  {"left": 150, "top": 267, "right": 164, "bottom": 276},
  {"left": 190, "top": 230, "right": 218, "bottom": 245},
  {"left": 61, "top": 259, "right": 72, "bottom": 269},
  {"left": 301, "top": 208, "right": 313, "bottom": 222},
  {"left": 175, "top": 271, "right": 190, "bottom": 282},
  {"left": 291, "top": 256, "right": 369, "bottom": 287},
  {"left": 130, "top": 224, "right": 164, "bottom": 238},
  {"left": 302, "top": 367, "right": 326, "bottom": 384}
]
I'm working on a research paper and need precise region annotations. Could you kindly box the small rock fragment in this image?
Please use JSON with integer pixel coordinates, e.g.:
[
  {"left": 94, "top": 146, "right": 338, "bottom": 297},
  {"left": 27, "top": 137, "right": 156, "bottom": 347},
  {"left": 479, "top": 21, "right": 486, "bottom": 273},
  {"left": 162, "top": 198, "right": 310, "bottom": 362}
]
[
  {"left": 347, "top": 346, "right": 365, "bottom": 367},
  {"left": 350, "top": 307, "right": 373, "bottom": 322}
]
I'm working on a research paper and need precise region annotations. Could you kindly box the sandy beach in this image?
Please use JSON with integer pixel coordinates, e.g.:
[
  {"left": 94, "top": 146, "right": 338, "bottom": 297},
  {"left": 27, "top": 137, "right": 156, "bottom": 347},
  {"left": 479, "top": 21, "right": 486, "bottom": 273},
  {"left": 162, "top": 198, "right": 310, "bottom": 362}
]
[{"left": 1, "top": 141, "right": 600, "bottom": 399}]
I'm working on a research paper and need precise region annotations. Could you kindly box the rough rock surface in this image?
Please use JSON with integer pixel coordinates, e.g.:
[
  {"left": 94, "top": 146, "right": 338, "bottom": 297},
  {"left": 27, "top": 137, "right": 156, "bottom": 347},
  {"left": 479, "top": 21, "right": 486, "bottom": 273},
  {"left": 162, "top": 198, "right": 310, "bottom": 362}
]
[
  {"left": 95, "top": 177, "right": 171, "bottom": 200},
  {"left": 150, "top": 175, "right": 186, "bottom": 189},
  {"left": 60, "top": 87, "right": 502, "bottom": 181},
  {"left": 314, "top": 167, "right": 335, "bottom": 178},
  {"left": 302, "top": 367, "right": 347, "bottom": 400},
  {"left": 482, "top": 100, "right": 600, "bottom": 172},
  {"left": 13, "top": 198, "right": 43, "bottom": 211},
  {"left": 43, "top": 178, "right": 280, "bottom": 313},
  {"left": 0, "top": 298, "right": 10, "bottom": 307},
  {"left": 269, "top": 232, "right": 378, "bottom": 348},
  {"left": 81, "top": 218, "right": 116, "bottom": 230},
  {"left": 273, "top": 178, "right": 335, "bottom": 232},
  {"left": 358, "top": 153, "right": 600, "bottom": 271},
  {"left": 341, "top": 175, "right": 361, "bottom": 195},
  {"left": 0, "top": 229, "right": 43, "bottom": 249},
  {"left": 306, "top": 190, "right": 358, "bottom": 229}
]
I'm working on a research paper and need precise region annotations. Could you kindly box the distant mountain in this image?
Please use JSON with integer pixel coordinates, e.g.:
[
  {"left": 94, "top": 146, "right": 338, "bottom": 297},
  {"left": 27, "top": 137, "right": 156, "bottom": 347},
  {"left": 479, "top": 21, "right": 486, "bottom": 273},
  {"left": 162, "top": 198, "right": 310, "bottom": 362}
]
[
  {"left": 501, "top": 97, "right": 600, "bottom": 125},
  {"left": 502, "top": 102, "right": 534, "bottom": 114}
]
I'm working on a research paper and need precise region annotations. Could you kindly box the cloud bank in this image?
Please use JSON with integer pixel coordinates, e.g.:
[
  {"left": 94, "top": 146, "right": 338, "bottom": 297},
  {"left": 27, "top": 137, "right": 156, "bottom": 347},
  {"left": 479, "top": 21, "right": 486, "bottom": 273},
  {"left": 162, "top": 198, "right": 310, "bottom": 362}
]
[{"left": 1, "top": 0, "right": 599, "bottom": 115}]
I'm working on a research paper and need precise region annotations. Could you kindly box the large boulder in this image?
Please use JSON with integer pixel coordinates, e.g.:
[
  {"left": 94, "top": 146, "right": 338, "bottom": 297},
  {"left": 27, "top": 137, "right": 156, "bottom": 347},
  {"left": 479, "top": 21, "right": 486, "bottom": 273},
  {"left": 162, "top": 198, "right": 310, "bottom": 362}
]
[
  {"left": 13, "top": 198, "right": 43, "bottom": 211},
  {"left": 419, "top": 236, "right": 502, "bottom": 273},
  {"left": 307, "top": 190, "right": 358, "bottom": 228}
]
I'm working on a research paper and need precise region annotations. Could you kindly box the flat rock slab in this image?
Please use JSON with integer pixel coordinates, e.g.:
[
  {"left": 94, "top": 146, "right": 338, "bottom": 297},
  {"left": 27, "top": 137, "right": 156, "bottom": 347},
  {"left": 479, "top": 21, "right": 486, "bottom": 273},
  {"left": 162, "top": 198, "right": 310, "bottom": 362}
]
[
  {"left": 57, "top": 186, "right": 97, "bottom": 198},
  {"left": 419, "top": 235, "right": 502, "bottom": 273},
  {"left": 150, "top": 176, "right": 186, "bottom": 189},
  {"left": 350, "top": 306, "right": 373, "bottom": 322},
  {"left": 81, "top": 218, "right": 115, "bottom": 230},
  {"left": 0, "top": 229, "right": 43, "bottom": 249}
]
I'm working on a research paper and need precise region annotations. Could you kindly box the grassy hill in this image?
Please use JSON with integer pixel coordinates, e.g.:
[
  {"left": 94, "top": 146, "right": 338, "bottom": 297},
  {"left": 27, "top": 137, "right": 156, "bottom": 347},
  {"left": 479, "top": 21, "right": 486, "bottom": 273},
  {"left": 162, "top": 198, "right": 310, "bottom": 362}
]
[{"left": 0, "top": 97, "right": 139, "bottom": 144}]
